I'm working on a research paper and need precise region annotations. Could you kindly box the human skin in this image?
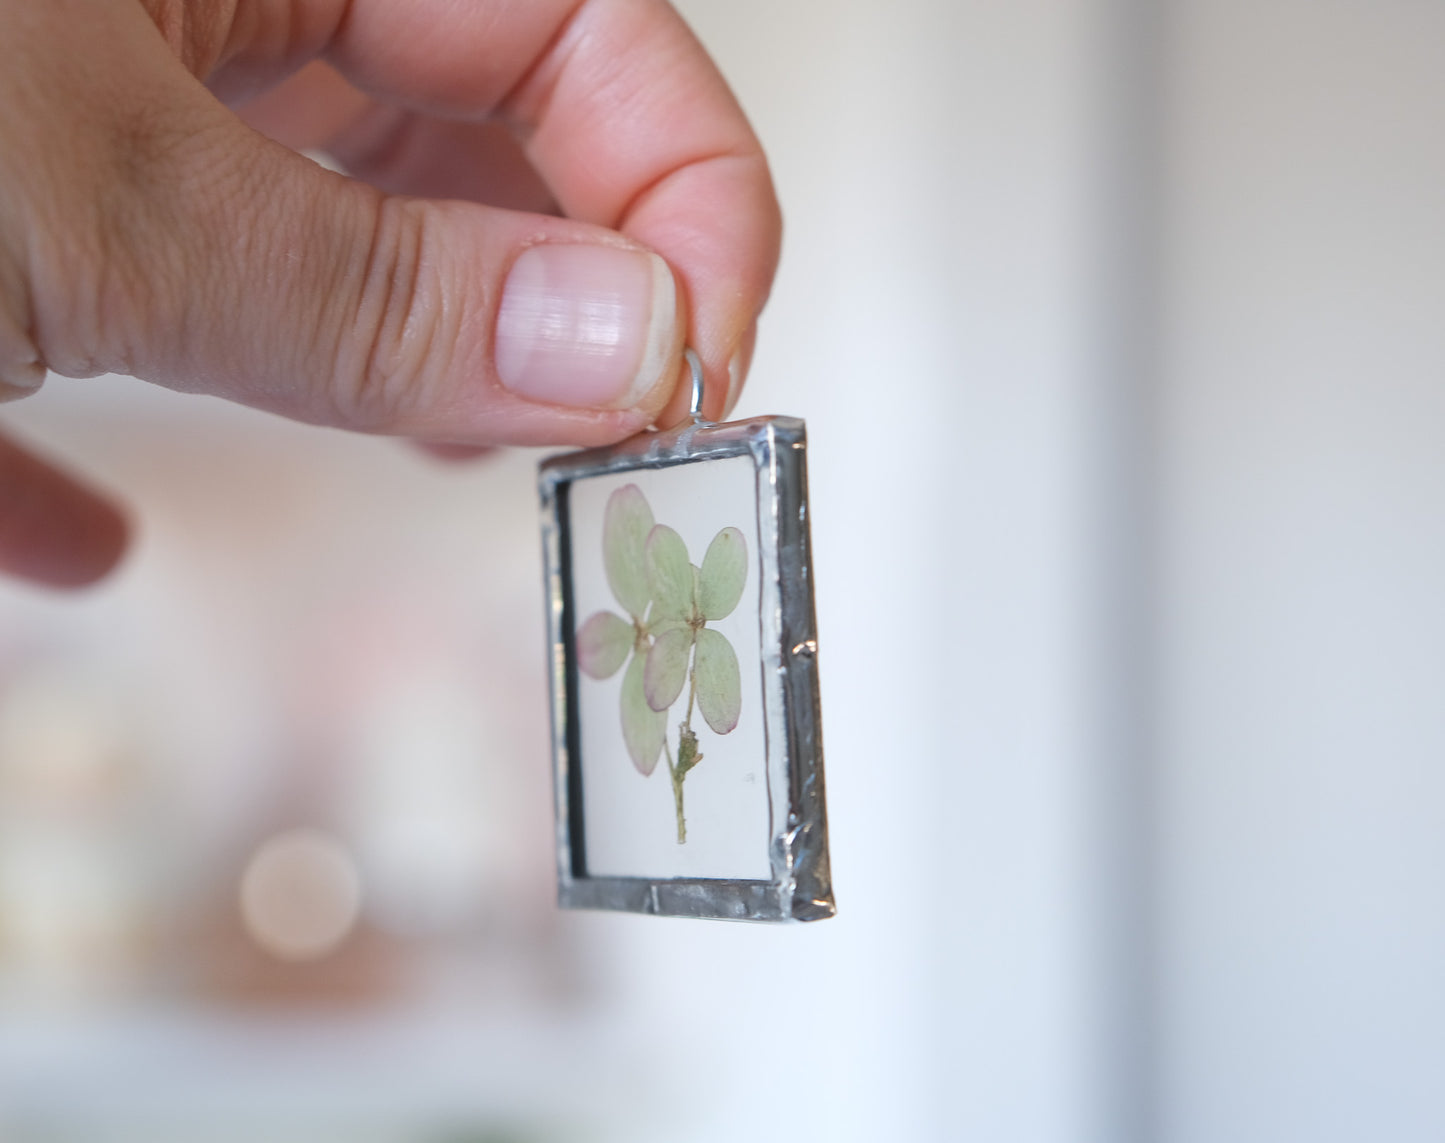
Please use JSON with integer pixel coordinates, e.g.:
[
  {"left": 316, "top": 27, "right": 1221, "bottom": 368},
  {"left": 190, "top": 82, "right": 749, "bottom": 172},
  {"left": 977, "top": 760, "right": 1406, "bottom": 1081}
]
[{"left": 0, "top": 0, "right": 781, "bottom": 586}]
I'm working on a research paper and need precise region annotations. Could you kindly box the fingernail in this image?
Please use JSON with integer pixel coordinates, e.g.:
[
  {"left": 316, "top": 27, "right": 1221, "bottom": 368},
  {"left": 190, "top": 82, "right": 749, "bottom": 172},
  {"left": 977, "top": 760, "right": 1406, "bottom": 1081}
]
[
  {"left": 495, "top": 245, "right": 678, "bottom": 409},
  {"left": 722, "top": 323, "right": 757, "bottom": 418},
  {"left": 724, "top": 350, "right": 744, "bottom": 418}
]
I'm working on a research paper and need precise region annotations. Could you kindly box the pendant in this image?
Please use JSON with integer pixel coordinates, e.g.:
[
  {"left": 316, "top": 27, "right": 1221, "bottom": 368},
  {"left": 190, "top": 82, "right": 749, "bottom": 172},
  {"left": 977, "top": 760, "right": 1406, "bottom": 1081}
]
[{"left": 538, "top": 351, "right": 833, "bottom": 922}]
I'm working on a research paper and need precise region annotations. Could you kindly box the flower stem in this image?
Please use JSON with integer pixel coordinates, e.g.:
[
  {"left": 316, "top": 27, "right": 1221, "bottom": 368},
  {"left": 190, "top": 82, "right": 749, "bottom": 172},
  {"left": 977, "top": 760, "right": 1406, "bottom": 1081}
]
[
  {"left": 677, "top": 658, "right": 704, "bottom": 844},
  {"left": 671, "top": 760, "right": 687, "bottom": 844},
  {"left": 684, "top": 656, "right": 698, "bottom": 729},
  {"left": 658, "top": 656, "right": 703, "bottom": 845},
  {"left": 662, "top": 738, "right": 686, "bottom": 843}
]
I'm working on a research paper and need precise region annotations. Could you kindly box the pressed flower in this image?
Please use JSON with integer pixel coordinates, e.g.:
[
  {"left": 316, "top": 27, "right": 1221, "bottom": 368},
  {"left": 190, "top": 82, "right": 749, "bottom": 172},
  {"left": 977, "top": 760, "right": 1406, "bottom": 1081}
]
[{"left": 576, "top": 483, "right": 749, "bottom": 842}]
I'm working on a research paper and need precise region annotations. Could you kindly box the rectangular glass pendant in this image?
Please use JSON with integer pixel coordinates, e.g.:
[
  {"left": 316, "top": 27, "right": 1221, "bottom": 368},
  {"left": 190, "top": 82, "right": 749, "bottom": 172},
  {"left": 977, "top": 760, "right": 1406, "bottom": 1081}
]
[{"left": 539, "top": 415, "right": 833, "bottom": 922}]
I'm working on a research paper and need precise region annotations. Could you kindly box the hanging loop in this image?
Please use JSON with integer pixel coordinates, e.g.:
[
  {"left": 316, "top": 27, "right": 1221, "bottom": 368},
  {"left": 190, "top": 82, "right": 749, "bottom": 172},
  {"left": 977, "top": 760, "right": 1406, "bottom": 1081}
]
[{"left": 684, "top": 347, "right": 710, "bottom": 425}]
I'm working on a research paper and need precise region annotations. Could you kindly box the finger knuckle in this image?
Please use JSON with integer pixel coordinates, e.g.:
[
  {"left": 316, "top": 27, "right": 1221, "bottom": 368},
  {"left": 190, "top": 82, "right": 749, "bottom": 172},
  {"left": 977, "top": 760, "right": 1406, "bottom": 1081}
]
[{"left": 329, "top": 195, "right": 454, "bottom": 433}]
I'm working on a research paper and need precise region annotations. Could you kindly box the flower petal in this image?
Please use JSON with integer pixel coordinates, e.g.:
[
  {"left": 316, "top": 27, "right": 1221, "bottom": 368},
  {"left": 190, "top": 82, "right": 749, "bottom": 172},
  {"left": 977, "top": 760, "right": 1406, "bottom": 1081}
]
[
  {"left": 576, "top": 611, "right": 632, "bottom": 679},
  {"left": 620, "top": 653, "right": 666, "bottom": 775},
  {"left": 644, "top": 626, "right": 693, "bottom": 712},
  {"left": 645, "top": 524, "right": 694, "bottom": 621},
  {"left": 603, "top": 484, "right": 654, "bottom": 619},
  {"left": 694, "top": 628, "right": 742, "bottom": 734},
  {"left": 646, "top": 615, "right": 688, "bottom": 639},
  {"left": 698, "top": 526, "right": 748, "bottom": 621}
]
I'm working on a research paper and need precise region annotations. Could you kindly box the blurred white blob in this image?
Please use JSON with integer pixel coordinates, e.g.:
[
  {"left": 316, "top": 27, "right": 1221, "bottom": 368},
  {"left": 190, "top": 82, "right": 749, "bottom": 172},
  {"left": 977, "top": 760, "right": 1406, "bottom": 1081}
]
[
  {"left": 0, "top": 667, "right": 157, "bottom": 1007},
  {"left": 238, "top": 829, "right": 361, "bottom": 962}
]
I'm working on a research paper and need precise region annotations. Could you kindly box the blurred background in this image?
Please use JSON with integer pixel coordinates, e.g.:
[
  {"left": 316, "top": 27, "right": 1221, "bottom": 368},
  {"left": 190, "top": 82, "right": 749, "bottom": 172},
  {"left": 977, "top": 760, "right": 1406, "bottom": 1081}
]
[{"left": 3, "top": 0, "right": 1444, "bottom": 1140}]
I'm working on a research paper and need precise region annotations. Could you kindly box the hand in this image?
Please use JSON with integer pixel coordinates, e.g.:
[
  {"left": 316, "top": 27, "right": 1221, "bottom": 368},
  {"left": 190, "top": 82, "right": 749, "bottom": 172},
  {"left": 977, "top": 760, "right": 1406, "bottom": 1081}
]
[{"left": 0, "top": 0, "right": 781, "bottom": 586}]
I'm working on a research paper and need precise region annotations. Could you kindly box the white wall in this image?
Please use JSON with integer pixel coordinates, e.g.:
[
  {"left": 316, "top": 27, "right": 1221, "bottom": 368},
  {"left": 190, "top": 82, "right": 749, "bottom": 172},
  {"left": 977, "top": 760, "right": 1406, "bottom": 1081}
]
[{"left": 1155, "top": 2, "right": 1445, "bottom": 1140}]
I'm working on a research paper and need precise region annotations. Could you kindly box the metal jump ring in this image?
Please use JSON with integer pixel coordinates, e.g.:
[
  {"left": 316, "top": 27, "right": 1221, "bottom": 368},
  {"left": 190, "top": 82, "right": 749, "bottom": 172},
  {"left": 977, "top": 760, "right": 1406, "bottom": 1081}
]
[{"left": 684, "top": 347, "right": 709, "bottom": 425}]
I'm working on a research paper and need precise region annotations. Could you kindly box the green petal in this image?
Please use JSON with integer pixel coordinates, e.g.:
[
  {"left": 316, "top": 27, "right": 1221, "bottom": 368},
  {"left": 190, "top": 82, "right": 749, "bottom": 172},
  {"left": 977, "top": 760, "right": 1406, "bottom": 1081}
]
[
  {"left": 603, "top": 484, "right": 654, "bottom": 619},
  {"left": 646, "top": 615, "right": 688, "bottom": 639},
  {"left": 694, "top": 628, "right": 742, "bottom": 734},
  {"left": 698, "top": 526, "right": 748, "bottom": 620},
  {"left": 644, "top": 626, "right": 693, "bottom": 712},
  {"left": 645, "top": 524, "right": 694, "bottom": 621},
  {"left": 620, "top": 653, "right": 666, "bottom": 775},
  {"left": 576, "top": 611, "right": 632, "bottom": 679}
]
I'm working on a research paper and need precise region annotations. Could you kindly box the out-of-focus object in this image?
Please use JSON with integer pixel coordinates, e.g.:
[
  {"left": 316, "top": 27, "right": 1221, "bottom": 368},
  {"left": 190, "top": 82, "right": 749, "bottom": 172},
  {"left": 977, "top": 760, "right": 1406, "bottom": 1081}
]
[
  {"left": 0, "top": 665, "right": 162, "bottom": 1008},
  {"left": 238, "top": 828, "right": 362, "bottom": 962}
]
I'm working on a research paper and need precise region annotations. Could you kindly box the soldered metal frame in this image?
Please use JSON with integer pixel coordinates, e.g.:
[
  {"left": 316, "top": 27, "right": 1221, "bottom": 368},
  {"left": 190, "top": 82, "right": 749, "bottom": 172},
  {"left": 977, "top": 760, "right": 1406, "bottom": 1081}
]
[{"left": 538, "top": 415, "right": 833, "bottom": 922}]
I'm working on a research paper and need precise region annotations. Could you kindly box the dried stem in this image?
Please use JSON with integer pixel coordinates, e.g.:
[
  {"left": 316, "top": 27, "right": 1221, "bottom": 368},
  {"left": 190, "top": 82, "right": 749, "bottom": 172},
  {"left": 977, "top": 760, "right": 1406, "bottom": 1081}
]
[
  {"left": 668, "top": 654, "right": 702, "bottom": 844},
  {"left": 663, "top": 739, "right": 685, "bottom": 844}
]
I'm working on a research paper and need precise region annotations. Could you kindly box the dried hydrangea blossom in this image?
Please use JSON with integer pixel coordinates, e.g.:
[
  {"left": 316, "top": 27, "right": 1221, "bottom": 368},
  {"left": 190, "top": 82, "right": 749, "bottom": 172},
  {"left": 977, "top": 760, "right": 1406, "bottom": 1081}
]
[{"left": 576, "top": 483, "right": 748, "bottom": 842}]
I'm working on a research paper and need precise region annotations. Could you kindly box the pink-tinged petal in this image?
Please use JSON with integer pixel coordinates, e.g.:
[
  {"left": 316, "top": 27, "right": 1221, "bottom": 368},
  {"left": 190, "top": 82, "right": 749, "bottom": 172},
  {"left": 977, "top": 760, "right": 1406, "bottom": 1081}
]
[
  {"left": 694, "top": 628, "right": 742, "bottom": 734},
  {"left": 645, "top": 524, "right": 694, "bottom": 621},
  {"left": 576, "top": 611, "right": 632, "bottom": 679},
  {"left": 698, "top": 526, "right": 748, "bottom": 620},
  {"left": 620, "top": 654, "right": 665, "bottom": 775},
  {"left": 644, "top": 626, "right": 693, "bottom": 711},
  {"left": 602, "top": 484, "right": 653, "bottom": 619}
]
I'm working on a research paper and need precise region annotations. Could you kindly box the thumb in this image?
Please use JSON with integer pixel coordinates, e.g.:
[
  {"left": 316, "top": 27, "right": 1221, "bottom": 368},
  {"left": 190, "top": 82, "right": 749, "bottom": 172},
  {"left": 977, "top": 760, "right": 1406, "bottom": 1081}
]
[{"left": 14, "top": 26, "right": 684, "bottom": 447}]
